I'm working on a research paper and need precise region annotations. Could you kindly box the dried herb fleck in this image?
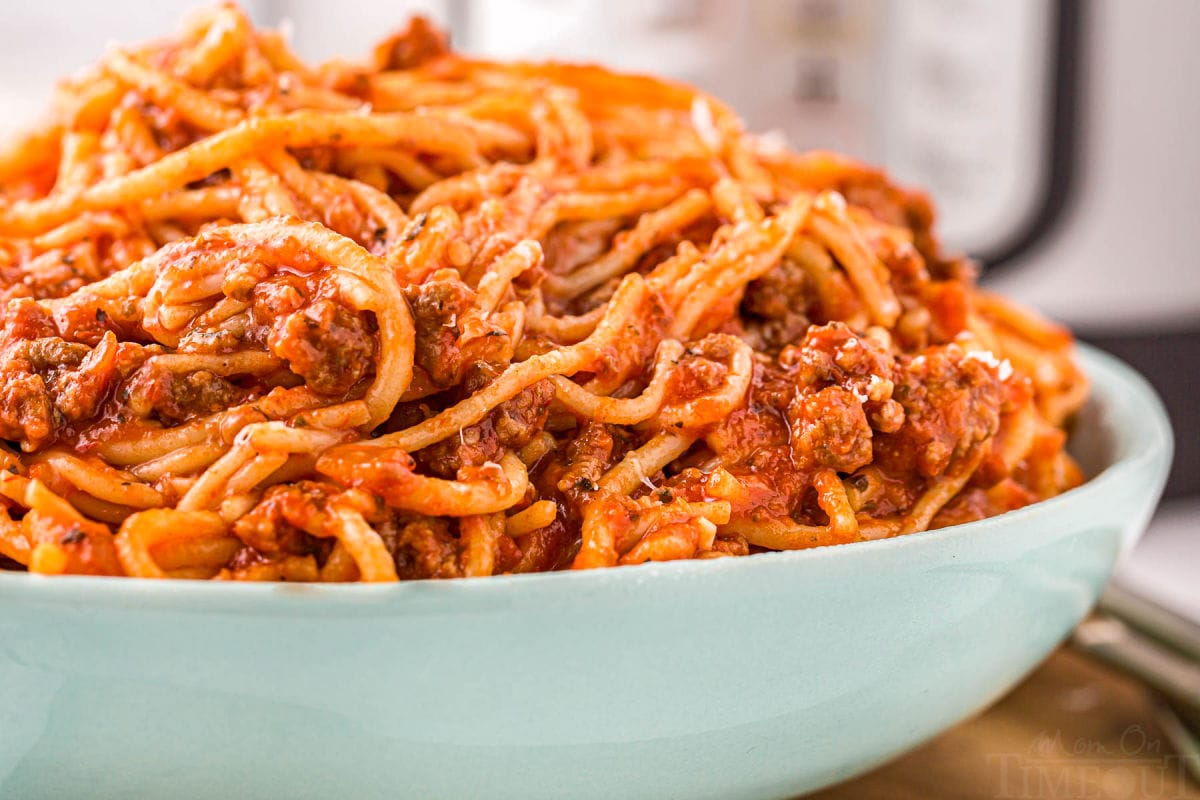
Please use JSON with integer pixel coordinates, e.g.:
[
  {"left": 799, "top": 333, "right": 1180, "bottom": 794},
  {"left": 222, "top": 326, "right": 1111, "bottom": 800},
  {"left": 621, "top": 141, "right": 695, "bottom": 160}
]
[{"left": 61, "top": 527, "right": 86, "bottom": 545}]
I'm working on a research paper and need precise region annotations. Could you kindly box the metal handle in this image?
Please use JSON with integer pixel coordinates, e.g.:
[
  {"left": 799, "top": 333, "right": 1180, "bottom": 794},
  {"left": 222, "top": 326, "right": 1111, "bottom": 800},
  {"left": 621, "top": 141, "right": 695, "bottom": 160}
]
[
  {"left": 1099, "top": 583, "right": 1200, "bottom": 662},
  {"left": 1070, "top": 582, "right": 1200, "bottom": 786},
  {"left": 1072, "top": 614, "right": 1200, "bottom": 712}
]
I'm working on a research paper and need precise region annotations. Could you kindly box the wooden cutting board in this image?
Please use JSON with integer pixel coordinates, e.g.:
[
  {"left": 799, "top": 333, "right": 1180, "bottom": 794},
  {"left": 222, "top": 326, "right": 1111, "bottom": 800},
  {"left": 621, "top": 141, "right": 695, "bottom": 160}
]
[{"left": 807, "top": 647, "right": 1200, "bottom": 799}]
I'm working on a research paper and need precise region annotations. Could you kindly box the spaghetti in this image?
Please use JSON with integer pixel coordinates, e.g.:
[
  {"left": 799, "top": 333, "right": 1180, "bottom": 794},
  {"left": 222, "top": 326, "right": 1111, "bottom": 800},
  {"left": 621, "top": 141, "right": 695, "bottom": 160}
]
[{"left": 0, "top": 6, "right": 1088, "bottom": 581}]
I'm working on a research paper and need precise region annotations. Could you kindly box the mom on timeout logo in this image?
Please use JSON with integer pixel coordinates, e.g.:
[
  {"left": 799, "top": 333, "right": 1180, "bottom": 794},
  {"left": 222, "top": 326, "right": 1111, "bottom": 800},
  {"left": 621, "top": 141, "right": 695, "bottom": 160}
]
[{"left": 987, "top": 726, "right": 1198, "bottom": 799}]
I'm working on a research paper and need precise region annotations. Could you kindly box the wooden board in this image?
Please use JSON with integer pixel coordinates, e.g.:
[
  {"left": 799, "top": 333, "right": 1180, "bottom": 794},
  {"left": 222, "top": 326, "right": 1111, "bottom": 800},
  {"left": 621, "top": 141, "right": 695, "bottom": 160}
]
[{"left": 808, "top": 648, "right": 1200, "bottom": 799}]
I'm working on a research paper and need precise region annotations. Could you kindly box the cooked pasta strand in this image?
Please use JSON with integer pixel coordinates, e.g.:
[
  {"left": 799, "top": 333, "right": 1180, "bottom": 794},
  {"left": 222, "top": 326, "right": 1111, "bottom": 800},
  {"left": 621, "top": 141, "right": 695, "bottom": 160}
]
[{"left": 0, "top": 7, "right": 1086, "bottom": 581}]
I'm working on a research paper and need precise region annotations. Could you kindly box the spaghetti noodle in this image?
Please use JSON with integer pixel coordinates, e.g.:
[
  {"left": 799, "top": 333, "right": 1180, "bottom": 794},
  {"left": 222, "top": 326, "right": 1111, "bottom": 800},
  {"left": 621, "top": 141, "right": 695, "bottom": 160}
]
[{"left": 0, "top": 5, "right": 1088, "bottom": 581}]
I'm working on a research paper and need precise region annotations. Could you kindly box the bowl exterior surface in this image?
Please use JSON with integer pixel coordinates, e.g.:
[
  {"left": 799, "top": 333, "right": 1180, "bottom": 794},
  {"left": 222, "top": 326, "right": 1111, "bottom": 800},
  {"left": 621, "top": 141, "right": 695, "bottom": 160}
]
[{"left": 0, "top": 346, "right": 1171, "bottom": 800}]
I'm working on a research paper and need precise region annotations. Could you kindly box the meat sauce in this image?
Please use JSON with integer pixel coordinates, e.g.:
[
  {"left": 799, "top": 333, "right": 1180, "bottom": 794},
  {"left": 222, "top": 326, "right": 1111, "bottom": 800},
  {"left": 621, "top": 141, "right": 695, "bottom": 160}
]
[{"left": 0, "top": 265, "right": 379, "bottom": 453}]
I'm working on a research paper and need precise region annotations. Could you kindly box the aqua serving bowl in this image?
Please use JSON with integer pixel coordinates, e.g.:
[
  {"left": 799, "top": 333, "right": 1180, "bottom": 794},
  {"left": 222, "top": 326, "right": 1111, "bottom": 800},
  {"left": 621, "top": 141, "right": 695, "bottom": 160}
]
[{"left": 0, "top": 345, "right": 1172, "bottom": 800}]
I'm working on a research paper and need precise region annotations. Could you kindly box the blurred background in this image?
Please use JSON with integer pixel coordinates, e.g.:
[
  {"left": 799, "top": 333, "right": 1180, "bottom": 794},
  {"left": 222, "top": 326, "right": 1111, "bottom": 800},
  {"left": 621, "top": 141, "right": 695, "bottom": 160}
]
[{"left": 0, "top": 0, "right": 1194, "bottom": 611}]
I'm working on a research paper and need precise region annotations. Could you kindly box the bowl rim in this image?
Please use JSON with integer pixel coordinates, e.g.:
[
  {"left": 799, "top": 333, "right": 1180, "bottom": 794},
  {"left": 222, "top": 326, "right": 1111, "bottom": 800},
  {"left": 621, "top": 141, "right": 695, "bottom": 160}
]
[{"left": 0, "top": 343, "right": 1173, "bottom": 607}]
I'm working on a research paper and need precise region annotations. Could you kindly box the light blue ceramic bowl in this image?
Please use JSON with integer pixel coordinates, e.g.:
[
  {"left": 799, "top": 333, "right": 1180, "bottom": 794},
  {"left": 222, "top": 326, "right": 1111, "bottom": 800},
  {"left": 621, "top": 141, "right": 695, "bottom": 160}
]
[{"left": 0, "top": 345, "right": 1172, "bottom": 800}]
